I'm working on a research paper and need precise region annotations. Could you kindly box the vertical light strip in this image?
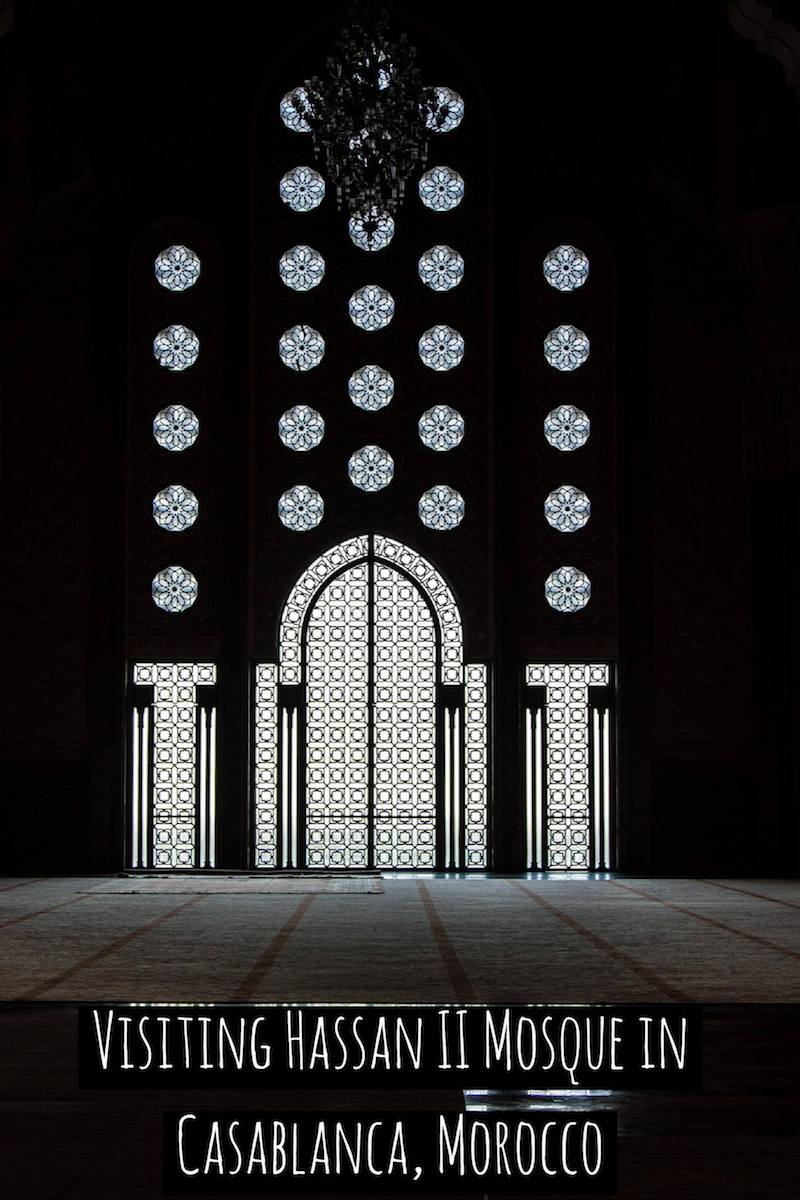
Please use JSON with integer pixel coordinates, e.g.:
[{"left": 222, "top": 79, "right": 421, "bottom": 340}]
[
  {"left": 525, "top": 707, "right": 533, "bottom": 870},
  {"left": 290, "top": 707, "right": 298, "bottom": 869},
  {"left": 281, "top": 708, "right": 290, "bottom": 869},
  {"left": 453, "top": 709, "right": 461, "bottom": 869},
  {"left": 602, "top": 708, "right": 611, "bottom": 869},
  {"left": 209, "top": 707, "right": 217, "bottom": 869},
  {"left": 141, "top": 705, "right": 150, "bottom": 870},
  {"left": 444, "top": 710, "right": 452, "bottom": 869},
  {"left": 131, "top": 708, "right": 141, "bottom": 870},
  {"left": 534, "top": 707, "right": 544, "bottom": 870},
  {"left": 199, "top": 707, "right": 208, "bottom": 868},
  {"left": 592, "top": 708, "right": 601, "bottom": 870}
]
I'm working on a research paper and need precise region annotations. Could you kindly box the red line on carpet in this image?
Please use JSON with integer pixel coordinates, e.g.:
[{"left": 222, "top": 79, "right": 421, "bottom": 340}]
[
  {"left": 0, "top": 878, "right": 47, "bottom": 894},
  {"left": 610, "top": 881, "right": 800, "bottom": 962},
  {"left": 231, "top": 894, "right": 316, "bottom": 1002},
  {"left": 508, "top": 881, "right": 692, "bottom": 1003},
  {"left": 416, "top": 881, "right": 477, "bottom": 1003},
  {"left": 700, "top": 879, "right": 800, "bottom": 911},
  {"left": 15, "top": 895, "right": 208, "bottom": 1000},
  {"left": 0, "top": 892, "right": 95, "bottom": 931}
]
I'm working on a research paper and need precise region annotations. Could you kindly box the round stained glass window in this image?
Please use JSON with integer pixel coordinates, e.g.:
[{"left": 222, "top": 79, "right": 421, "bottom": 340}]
[
  {"left": 278, "top": 324, "right": 325, "bottom": 371},
  {"left": 278, "top": 245, "right": 325, "bottom": 291},
  {"left": 280, "top": 87, "right": 312, "bottom": 132},
  {"left": 419, "top": 485, "right": 465, "bottom": 530},
  {"left": 278, "top": 405, "right": 325, "bottom": 451},
  {"left": 543, "top": 244, "right": 590, "bottom": 292},
  {"left": 278, "top": 484, "right": 324, "bottom": 531},
  {"left": 348, "top": 444, "right": 394, "bottom": 492},
  {"left": 418, "top": 405, "right": 464, "bottom": 451},
  {"left": 544, "top": 405, "right": 591, "bottom": 452},
  {"left": 418, "top": 245, "right": 464, "bottom": 291},
  {"left": 154, "top": 245, "right": 201, "bottom": 292},
  {"left": 152, "top": 484, "right": 199, "bottom": 532},
  {"left": 544, "top": 565, "right": 591, "bottom": 613},
  {"left": 418, "top": 165, "right": 465, "bottom": 212},
  {"left": 543, "top": 485, "right": 591, "bottom": 532},
  {"left": 279, "top": 166, "right": 325, "bottom": 212},
  {"left": 153, "top": 405, "right": 199, "bottom": 452},
  {"left": 543, "top": 324, "right": 590, "bottom": 371},
  {"left": 348, "top": 365, "right": 394, "bottom": 411},
  {"left": 348, "top": 208, "right": 395, "bottom": 251},
  {"left": 152, "top": 565, "right": 198, "bottom": 614},
  {"left": 418, "top": 324, "right": 465, "bottom": 371},
  {"left": 349, "top": 285, "right": 395, "bottom": 331},
  {"left": 425, "top": 86, "right": 465, "bottom": 133},
  {"left": 153, "top": 325, "right": 199, "bottom": 372}
]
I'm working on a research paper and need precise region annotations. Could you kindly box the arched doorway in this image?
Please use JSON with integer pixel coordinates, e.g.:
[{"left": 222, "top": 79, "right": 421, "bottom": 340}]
[{"left": 254, "top": 534, "right": 489, "bottom": 870}]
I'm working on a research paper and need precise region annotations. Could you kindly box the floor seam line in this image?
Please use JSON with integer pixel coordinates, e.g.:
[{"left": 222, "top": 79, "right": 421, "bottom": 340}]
[
  {"left": 416, "top": 880, "right": 477, "bottom": 1003},
  {"left": 609, "top": 880, "right": 800, "bottom": 962},
  {"left": 699, "top": 878, "right": 800, "bottom": 911},
  {"left": 230, "top": 894, "right": 316, "bottom": 1002},
  {"left": 507, "top": 880, "right": 692, "bottom": 1003},
  {"left": 14, "top": 895, "right": 208, "bottom": 1000}
]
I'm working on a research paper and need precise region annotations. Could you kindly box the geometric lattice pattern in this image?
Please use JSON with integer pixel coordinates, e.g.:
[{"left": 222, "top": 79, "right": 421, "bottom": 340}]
[
  {"left": 525, "top": 663, "right": 608, "bottom": 869},
  {"left": 132, "top": 662, "right": 216, "bottom": 868},
  {"left": 262, "top": 537, "right": 486, "bottom": 870},
  {"left": 305, "top": 563, "right": 371, "bottom": 868},
  {"left": 372, "top": 563, "right": 437, "bottom": 868},
  {"left": 253, "top": 664, "right": 279, "bottom": 868},
  {"left": 464, "top": 663, "right": 489, "bottom": 868},
  {"left": 279, "top": 535, "right": 463, "bottom": 685}
]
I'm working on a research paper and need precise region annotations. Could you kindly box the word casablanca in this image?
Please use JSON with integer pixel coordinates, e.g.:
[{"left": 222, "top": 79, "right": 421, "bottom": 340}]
[
  {"left": 87, "top": 1004, "right": 698, "bottom": 1090},
  {"left": 166, "top": 1111, "right": 617, "bottom": 1193}
]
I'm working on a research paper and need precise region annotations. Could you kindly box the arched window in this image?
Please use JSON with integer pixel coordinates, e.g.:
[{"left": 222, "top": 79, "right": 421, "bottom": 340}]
[{"left": 255, "top": 535, "right": 487, "bottom": 869}]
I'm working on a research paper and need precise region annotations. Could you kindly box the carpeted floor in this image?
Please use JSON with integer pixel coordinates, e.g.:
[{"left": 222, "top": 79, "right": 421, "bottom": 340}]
[{"left": 0, "top": 875, "right": 799, "bottom": 1002}]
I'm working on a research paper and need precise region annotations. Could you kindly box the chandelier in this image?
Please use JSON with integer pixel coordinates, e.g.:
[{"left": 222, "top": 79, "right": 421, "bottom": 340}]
[{"left": 284, "top": 2, "right": 454, "bottom": 236}]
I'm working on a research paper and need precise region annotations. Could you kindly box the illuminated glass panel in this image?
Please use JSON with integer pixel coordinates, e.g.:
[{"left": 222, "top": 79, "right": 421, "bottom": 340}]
[
  {"left": 419, "top": 165, "right": 465, "bottom": 211},
  {"left": 130, "top": 663, "right": 217, "bottom": 869},
  {"left": 151, "top": 565, "right": 198, "bottom": 613},
  {"left": 305, "top": 563, "right": 370, "bottom": 868},
  {"left": 152, "top": 484, "right": 199, "bottom": 532},
  {"left": 349, "top": 364, "right": 394, "bottom": 411},
  {"left": 279, "top": 245, "right": 325, "bottom": 291},
  {"left": 544, "top": 565, "right": 591, "bottom": 613},
  {"left": 372, "top": 563, "right": 437, "bottom": 868},
  {"left": 279, "top": 165, "right": 325, "bottom": 211},
  {"left": 153, "top": 405, "right": 199, "bottom": 452},
  {"left": 418, "top": 245, "right": 464, "bottom": 291},
  {"left": 544, "top": 404, "right": 590, "bottom": 452},
  {"left": 464, "top": 663, "right": 489, "bottom": 868},
  {"left": 418, "top": 405, "right": 464, "bottom": 451},
  {"left": 543, "top": 485, "right": 591, "bottom": 533},
  {"left": 349, "top": 285, "right": 395, "bottom": 331},
  {"left": 525, "top": 664, "right": 610, "bottom": 871},
  {"left": 349, "top": 208, "right": 395, "bottom": 251},
  {"left": 153, "top": 324, "right": 199, "bottom": 371},
  {"left": 348, "top": 444, "right": 394, "bottom": 491},
  {"left": 543, "top": 324, "right": 590, "bottom": 372},
  {"left": 154, "top": 245, "right": 201, "bottom": 291},
  {"left": 542, "top": 244, "right": 589, "bottom": 292},
  {"left": 425, "top": 86, "right": 465, "bottom": 133},
  {"left": 253, "top": 664, "right": 279, "bottom": 868}
]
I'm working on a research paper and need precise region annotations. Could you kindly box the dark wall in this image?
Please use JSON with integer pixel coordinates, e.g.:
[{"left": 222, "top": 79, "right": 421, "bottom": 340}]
[{"left": 1, "top": 0, "right": 798, "bottom": 875}]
